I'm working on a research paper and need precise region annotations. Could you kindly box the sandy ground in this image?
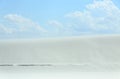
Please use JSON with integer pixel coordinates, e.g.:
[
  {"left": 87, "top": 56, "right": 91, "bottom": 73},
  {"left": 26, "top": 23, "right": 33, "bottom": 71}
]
[
  {"left": 0, "top": 35, "right": 120, "bottom": 79},
  {"left": 0, "top": 66, "right": 120, "bottom": 79}
]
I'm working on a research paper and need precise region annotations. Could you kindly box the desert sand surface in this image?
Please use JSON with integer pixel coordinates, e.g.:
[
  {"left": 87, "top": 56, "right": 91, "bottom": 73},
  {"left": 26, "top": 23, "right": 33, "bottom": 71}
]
[{"left": 0, "top": 35, "right": 120, "bottom": 71}]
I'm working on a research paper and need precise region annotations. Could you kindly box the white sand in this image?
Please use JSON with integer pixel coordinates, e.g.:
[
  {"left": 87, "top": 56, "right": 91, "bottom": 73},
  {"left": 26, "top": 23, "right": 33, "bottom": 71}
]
[{"left": 0, "top": 35, "right": 120, "bottom": 71}]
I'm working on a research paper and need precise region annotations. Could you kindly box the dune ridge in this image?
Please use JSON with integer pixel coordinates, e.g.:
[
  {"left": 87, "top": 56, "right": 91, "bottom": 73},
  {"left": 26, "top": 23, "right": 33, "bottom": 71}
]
[{"left": 0, "top": 35, "right": 120, "bottom": 71}]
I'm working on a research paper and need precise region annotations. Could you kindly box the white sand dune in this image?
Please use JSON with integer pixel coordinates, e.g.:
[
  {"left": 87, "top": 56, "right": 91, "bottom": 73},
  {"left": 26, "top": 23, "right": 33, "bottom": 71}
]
[{"left": 0, "top": 35, "right": 120, "bottom": 71}]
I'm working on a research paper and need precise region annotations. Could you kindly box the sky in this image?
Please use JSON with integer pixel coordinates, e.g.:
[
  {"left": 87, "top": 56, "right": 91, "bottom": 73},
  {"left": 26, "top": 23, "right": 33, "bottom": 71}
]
[{"left": 0, "top": 0, "right": 120, "bottom": 39}]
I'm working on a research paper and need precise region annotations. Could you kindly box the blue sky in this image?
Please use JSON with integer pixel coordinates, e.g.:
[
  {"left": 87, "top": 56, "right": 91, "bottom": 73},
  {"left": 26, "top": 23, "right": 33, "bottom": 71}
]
[{"left": 0, "top": 0, "right": 120, "bottom": 39}]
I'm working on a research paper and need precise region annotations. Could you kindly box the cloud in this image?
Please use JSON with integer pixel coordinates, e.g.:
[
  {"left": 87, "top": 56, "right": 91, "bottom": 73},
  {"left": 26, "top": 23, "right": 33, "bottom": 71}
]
[
  {"left": 47, "top": 19, "right": 92, "bottom": 36},
  {"left": 47, "top": 20, "right": 64, "bottom": 32},
  {"left": 0, "top": 0, "right": 120, "bottom": 38},
  {"left": 65, "top": 0, "right": 120, "bottom": 33},
  {"left": 0, "top": 24, "right": 16, "bottom": 34},
  {"left": 4, "top": 14, "right": 47, "bottom": 32},
  {"left": 48, "top": 20, "right": 63, "bottom": 28}
]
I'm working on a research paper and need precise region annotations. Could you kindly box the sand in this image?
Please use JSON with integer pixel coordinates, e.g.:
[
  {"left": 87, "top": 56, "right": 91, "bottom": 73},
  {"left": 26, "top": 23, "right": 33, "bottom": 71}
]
[{"left": 0, "top": 35, "right": 120, "bottom": 71}]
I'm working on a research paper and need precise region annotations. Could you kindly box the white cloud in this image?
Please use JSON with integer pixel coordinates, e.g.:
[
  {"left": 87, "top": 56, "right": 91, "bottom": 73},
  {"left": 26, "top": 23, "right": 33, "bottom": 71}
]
[
  {"left": 0, "top": 24, "right": 16, "bottom": 34},
  {"left": 47, "top": 0, "right": 120, "bottom": 36},
  {"left": 65, "top": 0, "right": 120, "bottom": 33},
  {"left": 48, "top": 20, "right": 63, "bottom": 28},
  {"left": 46, "top": 20, "right": 66, "bottom": 36},
  {"left": 0, "top": 0, "right": 120, "bottom": 38},
  {"left": 4, "top": 14, "right": 47, "bottom": 32}
]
